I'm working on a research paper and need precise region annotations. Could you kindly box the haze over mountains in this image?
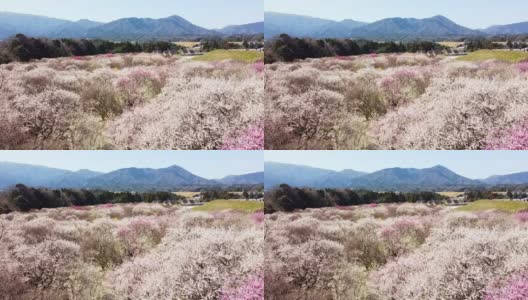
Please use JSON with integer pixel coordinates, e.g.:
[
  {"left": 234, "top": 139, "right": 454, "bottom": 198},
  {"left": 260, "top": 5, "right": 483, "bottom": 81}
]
[
  {"left": 265, "top": 12, "right": 528, "bottom": 40},
  {"left": 0, "top": 162, "right": 263, "bottom": 191},
  {"left": 265, "top": 162, "right": 528, "bottom": 191},
  {"left": 0, "top": 11, "right": 263, "bottom": 40}
]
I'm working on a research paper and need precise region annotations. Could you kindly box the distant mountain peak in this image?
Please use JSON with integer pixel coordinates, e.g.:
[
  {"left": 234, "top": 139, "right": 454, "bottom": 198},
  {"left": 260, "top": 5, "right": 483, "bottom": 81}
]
[
  {"left": 265, "top": 162, "right": 482, "bottom": 191},
  {"left": 0, "top": 11, "right": 262, "bottom": 40},
  {"left": 430, "top": 15, "right": 449, "bottom": 20},
  {"left": 430, "top": 165, "right": 449, "bottom": 170},
  {"left": 265, "top": 12, "right": 485, "bottom": 40}
]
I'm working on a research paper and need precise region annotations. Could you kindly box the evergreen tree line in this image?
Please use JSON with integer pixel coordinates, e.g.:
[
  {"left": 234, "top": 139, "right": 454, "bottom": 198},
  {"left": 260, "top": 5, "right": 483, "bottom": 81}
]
[
  {"left": 200, "top": 39, "right": 264, "bottom": 52},
  {"left": 264, "top": 34, "right": 447, "bottom": 63},
  {"left": 0, "top": 184, "right": 186, "bottom": 213},
  {"left": 0, "top": 33, "right": 185, "bottom": 64},
  {"left": 264, "top": 184, "right": 447, "bottom": 213},
  {"left": 265, "top": 34, "right": 528, "bottom": 63},
  {"left": 200, "top": 189, "right": 264, "bottom": 202}
]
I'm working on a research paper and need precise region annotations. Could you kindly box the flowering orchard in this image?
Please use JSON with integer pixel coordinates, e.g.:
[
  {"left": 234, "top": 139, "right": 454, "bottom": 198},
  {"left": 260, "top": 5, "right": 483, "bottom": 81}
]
[
  {"left": 265, "top": 203, "right": 528, "bottom": 299},
  {"left": 265, "top": 53, "right": 528, "bottom": 150},
  {"left": 0, "top": 53, "right": 263, "bottom": 150},
  {"left": 0, "top": 203, "right": 263, "bottom": 300}
]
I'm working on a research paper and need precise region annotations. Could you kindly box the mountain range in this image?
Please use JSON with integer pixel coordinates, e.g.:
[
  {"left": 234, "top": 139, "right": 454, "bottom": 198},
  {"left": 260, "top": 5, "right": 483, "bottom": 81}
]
[
  {"left": 0, "top": 12, "right": 263, "bottom": 40},
  {"left": 0, "top": 162, "right": 263, "bottom": 191},
  {"left": 265, "top": 162, "right": 528, "bottom": 191},
  {"left": 265, "top": 12, "right": 528, "bottom": 40}
]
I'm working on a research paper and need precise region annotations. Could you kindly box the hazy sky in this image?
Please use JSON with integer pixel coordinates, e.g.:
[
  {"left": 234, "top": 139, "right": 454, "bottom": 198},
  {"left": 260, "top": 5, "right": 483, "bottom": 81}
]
[
  {"left": 265, "top": 151, "right": 528, "bottom": 179},
  {"left": 0, "top": 0, "right": 263, "bottom": 28},
  {"left": 265, "top": 0, "right": 528, "bottom": 29},
  {"left": 0, "top": 151, "right": 263, "bottom": 179}
]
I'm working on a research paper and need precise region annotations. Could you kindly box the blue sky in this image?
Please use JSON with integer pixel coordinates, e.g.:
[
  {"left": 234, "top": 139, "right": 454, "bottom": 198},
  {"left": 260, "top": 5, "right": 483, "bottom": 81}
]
[
  {"left": 265, "top": 151, "right": 528, "bottom": 179},
  {"left": 265, "top": 0, "right": 528, "bottom": 29},
  {"left": 0, "top": 151, "right": 263, "bottom": 179},
  {"left": 0, "top": 0, "right": 263, "bottom": 28}
]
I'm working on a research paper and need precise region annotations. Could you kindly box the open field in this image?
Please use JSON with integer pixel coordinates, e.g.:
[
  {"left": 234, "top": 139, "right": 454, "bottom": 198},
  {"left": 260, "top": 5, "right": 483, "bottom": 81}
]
[
  {"left": 266, "top": 53, "right": 528, "bottom": 150},
  {"left": 437, "top": 41, "right": 463, "bottom": 48},
  {"left": 437, "top": 191, "right": 464, "bottom": 198},
  {"left": 459, "top": 49, "right": 528, "bottom": 63},
  {"left": 0, "top": 52, "right": 263, "bottom": 150},
  {"left": 266, "top": 202, "right": 528, "bottom": 299},
  {"left": 173, "top": 41, "right": 200, "bottom": 48},
  {"left": 193, "top": 200, "right": 264, "bottom": 213},
  {"left": 457, "top": 199, "right": 528, "bottom": 212},
  {"left": 194, "top": 49, "right": 264, "bottom": 63},
  {"left": 0, "top": 202, "right": 263, "bottom": 299}
]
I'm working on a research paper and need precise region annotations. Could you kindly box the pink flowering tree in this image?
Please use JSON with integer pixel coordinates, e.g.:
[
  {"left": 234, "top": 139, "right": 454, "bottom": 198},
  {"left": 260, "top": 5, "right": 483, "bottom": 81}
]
[
  {"left": 250, "top": 211, "right": 264, "bottom": 224},
  {"left": 486, "top": 272, "right": 528, "bottom": 300},
  {"left": 486, "top": 120, "right": 528, "bottom": 150},
  {"left": 517, "top": 62, "right": 528, "bottom": 74},
  {"left": 221, "top": 274, "right": 264, "bottom": 300},
  {"left": 221, "top": 124, "right": 264, "bottom": 150},
  {"left": 251, "top": 61, "right": 264, "bottom": 73}
]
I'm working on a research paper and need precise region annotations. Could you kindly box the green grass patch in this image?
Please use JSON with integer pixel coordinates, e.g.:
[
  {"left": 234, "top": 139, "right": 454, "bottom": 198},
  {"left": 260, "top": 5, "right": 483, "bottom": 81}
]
[
  {"left": 456, "top": 200, "right": 528, "bottom": 213},
  {"left": 192, "top": 200, "right": 263, "bottom": 213},
  {"left": 193, "top": 50, "right": 263, "bottom": 63},
  {"left": 458, "top": 50, "right": 528, "bottom": 63}
]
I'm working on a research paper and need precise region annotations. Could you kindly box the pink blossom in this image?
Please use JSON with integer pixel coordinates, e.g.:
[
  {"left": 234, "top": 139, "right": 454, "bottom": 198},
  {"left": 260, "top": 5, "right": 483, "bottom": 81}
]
[
  {"left": 212, "top": 211, "right": 229, "bottom": 220},
  {"left": 486, "top": 120, "right": 528, "bottom": 150},
  {"left": 336, "top": 205, "right": 354, "bottom": 210},
  {"left": 72, "top": 205, "right": 89, "bottom": 211},
  {"left": 516, "top": 62, "right": 528, "bottom": 74},
  {"left": 220, "top": 124, "right": 264, "bottom": 150},
  {"left": 251, "top": 61, "right": 264, "bottom": 73},
  {"left": 221, "top": 274, "right": 264, "bottom": 300},
  {"left": 486, "top": 272, "right": 528, "bottom": 300},
  {"left": 515, "top": 212, "right": 528, "bottom": 223},
  {"left": 369, "top": 203, "right": 379, "bottom": 208},
  {"left": 250, "top": 211, "right": 264, "bottom": 224}
]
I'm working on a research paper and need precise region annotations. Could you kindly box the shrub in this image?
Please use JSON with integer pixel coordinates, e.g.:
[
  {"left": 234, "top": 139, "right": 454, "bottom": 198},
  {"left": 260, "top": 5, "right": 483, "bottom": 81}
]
[
  {"left": 379, "top": 219, "right": 430, "bottom": 257},
  {"left": 115, "top": 68, "right": 167, "bottom": 107},
  {"left": 117, "top": 218, "right": 165, "bottom": 256},
  {"left": 13, "top": 239, "right": 81, "bottom": 297},
  {"left": 80, "top": 220, "right": 124, "bottom": 270}
]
